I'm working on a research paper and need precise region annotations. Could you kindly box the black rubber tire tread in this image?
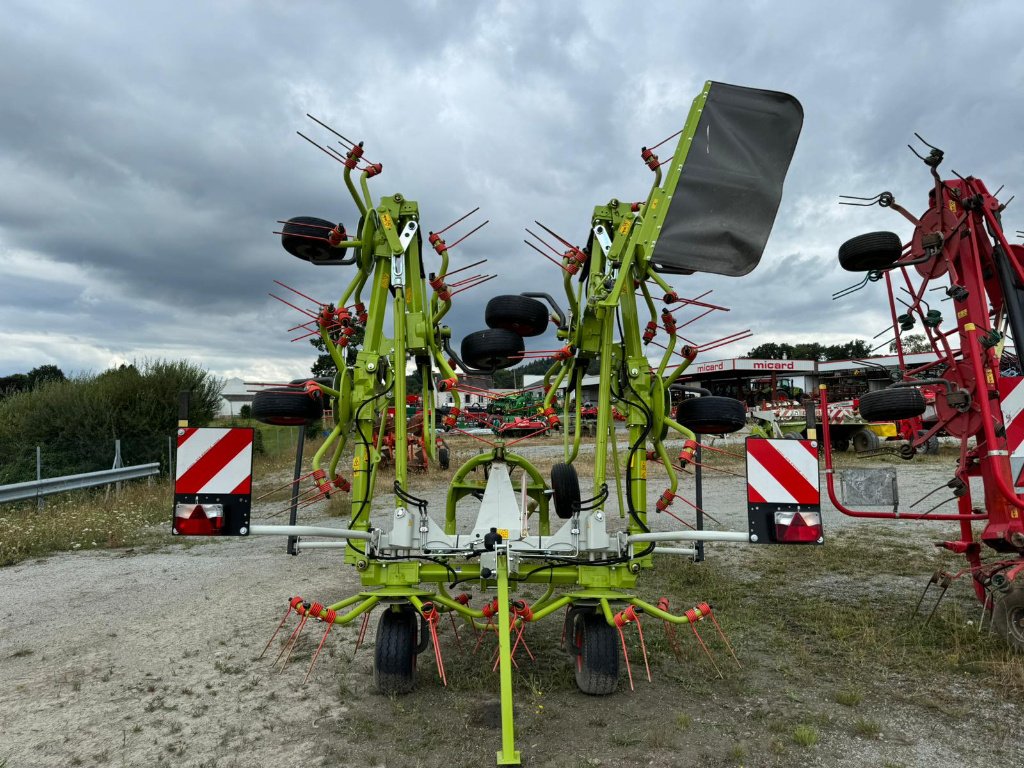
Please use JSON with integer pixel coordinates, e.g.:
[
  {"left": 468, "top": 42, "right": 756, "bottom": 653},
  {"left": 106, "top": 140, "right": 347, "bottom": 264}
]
[
  {"left": 831, "top": 437, "right": 850, "bottom": 453},
  {"left": 485, "top": 295, "right": 550, "bottom": 337},
  {"left": 438, "top": 446, "right": 450, "bottom": 470},
  {"left": 851, "top": 428, "right": 881, "bottom": 453},
  {"left": 674, "top": 396, "right": 747, "bottom": 435},
  {"left": 281, "top": 216, "right": 342, "bottom": 263},
  {"left": 992, "top": 586, "right": 1024, "bottom": 653},
  {"left": 859, "top": 388, "right": 926, "bottom": 421},
  {"left": 574, "top": 612, "right": 619, "bottom": 695},
  {"left": 251, "top": 387, "right": 324, "bottom": 426},
  {"left": 373, "top": 607, "right": 418, "bottom": 694},
  {"left": 838, "top": 231, "right": 903, "bottom": 272},
  {"left": 460, "top": 329, "right": 524, "bottom": 370},
  {"left": 551, "top": 463, "right": 581, "bottom": 520}
]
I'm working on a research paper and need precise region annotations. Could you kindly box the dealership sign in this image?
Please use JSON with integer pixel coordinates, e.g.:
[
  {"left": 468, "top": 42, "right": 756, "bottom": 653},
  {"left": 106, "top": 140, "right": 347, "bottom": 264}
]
[{"left": 691, "top": 358, "right": 816, "bottom": 374}]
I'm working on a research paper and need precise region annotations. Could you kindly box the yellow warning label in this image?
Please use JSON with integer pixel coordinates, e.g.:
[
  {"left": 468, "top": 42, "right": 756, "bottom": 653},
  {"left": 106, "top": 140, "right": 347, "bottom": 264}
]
[
  {"left": 353, "top": 455, "right": 364, "bottom": 471},
  {"left": 964, "top": 323, "right": 976, "bottom": 331},
  {"left": 381, "top": 212, "right": 394, "bottom": 230},
  {"left": 497, "top": 528, "right": 510, "bottom": 540},
  {"left": 949, "top": 200, "right": 958, "bottom": 213},
  {"left": 957, "top": 309, "right": 968, "bottom": 319},
  {"left": 650, "top": 199, "right": 659, "bottom": 210},
  {"left": 619, "top": 218, "right": 633, "bottom": 236},
  {"left": 986, "top": 368, "right": 995, "bottom": 385},
  {"left": 1011, "top": 510, "right": 1019, "bottom": 519}
]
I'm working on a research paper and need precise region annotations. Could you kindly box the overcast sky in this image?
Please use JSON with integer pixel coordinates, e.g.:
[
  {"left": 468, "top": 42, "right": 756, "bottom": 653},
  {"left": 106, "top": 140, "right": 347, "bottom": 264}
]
[{"left": 2, "top": 0, "right": 1022, "bottom": 383}]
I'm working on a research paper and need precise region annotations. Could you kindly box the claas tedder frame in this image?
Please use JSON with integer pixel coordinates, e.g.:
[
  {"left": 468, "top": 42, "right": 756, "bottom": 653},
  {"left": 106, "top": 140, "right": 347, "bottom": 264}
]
[{"left": 174, "top": 81, "right": 806, "bottom": 765}]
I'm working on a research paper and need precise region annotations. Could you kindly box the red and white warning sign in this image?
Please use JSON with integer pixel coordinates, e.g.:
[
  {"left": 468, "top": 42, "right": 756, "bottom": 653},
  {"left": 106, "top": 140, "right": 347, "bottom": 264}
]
[
  {"left": 999, "top": 376, "right": 1024, "bottom": 491},
  {"left": 746, "top": 438, "right": 820, "bottom": 506},
  {"left": 175, "top": 427, "right": 254, "bottom": 495}
]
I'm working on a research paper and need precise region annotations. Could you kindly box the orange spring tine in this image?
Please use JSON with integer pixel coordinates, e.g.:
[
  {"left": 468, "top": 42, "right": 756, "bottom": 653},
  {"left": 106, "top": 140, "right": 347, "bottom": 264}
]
[
  {"left": 303, "top": 622, "right": 333, "bottom": 685},
  {"left": 429, "top": 619, "right": 447, "bottom": 686},
  {"left": 354, "top": 610, "right": 372, "bottom": 654},
  {"left": 278, "top": 613, "right": 309, "bottom": 668},
  {"left": 260, "top": 604, "right": 296, "bottom": 659},
  {"left": 689, "top": 624, "right": 723, "bottom": 679},
  {"left": 634, "top": 616, "right": 652, "bottom": 683},
  {"left": 447, "top": 613, "right": 462, "bottom": 649},
  {"left": 707, "top": 611, "right": 741, "bottom": 668},
  {"left": 617, "top": 626, "right": 635, "bottom": 692}
]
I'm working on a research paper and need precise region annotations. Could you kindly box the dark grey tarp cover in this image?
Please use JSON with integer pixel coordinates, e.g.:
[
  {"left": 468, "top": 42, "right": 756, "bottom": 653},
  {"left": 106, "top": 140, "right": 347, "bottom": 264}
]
[{"left": 650, "top": 82, "right": 803, "bottom": 277}]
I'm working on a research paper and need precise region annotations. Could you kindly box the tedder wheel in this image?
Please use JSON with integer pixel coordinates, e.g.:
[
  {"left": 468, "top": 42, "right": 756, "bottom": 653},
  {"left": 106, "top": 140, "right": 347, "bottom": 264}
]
[
  {"left": 573, "top": 611, "right": 619, "bottom": 694},
  {"left": 281, "top": 216, "right": 342, "bottom": 263},
  {"left": 373, "top": 606, "right": 418, "bottom": 694},
  {"left": 851, "top": 428, "right": 880, "bottom": 453},
  {"left": 674, "top": 396, "right": 747, "bottom": 434},
  {"left": 992, "top": 586, "right": 1024, "bottom": 652},
  {"left": 551, "top": 463, "right": 581, "bottom": 519},
  {"left": 460, "top": 329, "right": 525, "bottom": 370},
  {"left": 438, "top": 446, "right": 450, "bottom": 470},
  {"left": 859, "top": 388, "right": 926, "bottom": 422},
  {"left": 838, "top": 231, "right": 903, "bottom": 271},
  {"left": 831, "top": 437, "right": 850, "bottom": 453},
  {"left": 251, "top": 387, "right": 324, "bottom": 426},
  {"left": 484, "top": 295, "right": 550, "bottom": 337}
]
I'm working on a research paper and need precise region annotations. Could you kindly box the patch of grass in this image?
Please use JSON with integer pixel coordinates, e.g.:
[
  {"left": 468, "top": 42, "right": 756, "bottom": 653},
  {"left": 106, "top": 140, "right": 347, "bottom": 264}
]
[
  {"left": 852, "top": 717, "right": 881, "bottom": 738},
  {"left": 792, "top": 724, "right": 819, "bottom": 747},
  {"left": 835, "top": 688, "right": 862, "bottom": 707},
  {"left": 676, "top": 713, "right": 692, "bottom": 729},
  {"left": 728, "top": 743, "right": 748, "bottom": 762},
  {"left": 0, "top": 480, "right": 172, "bottom": 566}
]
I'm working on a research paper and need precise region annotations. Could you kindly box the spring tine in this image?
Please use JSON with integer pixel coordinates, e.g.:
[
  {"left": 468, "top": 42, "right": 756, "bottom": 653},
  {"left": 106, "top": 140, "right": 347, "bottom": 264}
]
[
  {"left": 617, "top": 626, "right": 635, "bottom": 692},
  {"left": 634, "top": 617, "right": 652, "bottom": 683}
]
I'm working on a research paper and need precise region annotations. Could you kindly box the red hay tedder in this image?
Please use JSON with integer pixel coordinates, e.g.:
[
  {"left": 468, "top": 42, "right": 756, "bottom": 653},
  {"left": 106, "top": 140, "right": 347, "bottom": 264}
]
[{"left": 828, "top": 135, "right": 1024, "bottom": 649}]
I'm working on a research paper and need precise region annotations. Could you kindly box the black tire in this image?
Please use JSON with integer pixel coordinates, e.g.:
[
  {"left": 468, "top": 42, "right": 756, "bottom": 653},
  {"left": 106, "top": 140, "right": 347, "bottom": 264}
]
[
  {"left": 851, "top": 428, "right": 880, "bottom": 453},
  {"left": 251, "top": 387, "right": 324, "bottom": 426},
  {"left": 373, "top": 607, "right": 418, "bottom": 694},
  {"left": 460, "top": 329, "right": 524, "bottom": 370},
  {"left": 551, "top": 463, "right": 580, "bottom": 520},
  {"left": 859, "top": 388, "right": 926, "bottom": 421},
  {"left": 831, "top": 437, "right": 850, "bottom": 452},
  {"left": 438, "top": 446, "right": 450, "bottom": 470},
  {"left": 674, "top": 396, "right": 746, "bottom": 435},
  {"left": 925, "top": 436, "right": 940, "bottom": 455},
  {"left": 281, "top": 216, "right": 343, "bottom": 263},
  {"left": 573, "top": 612, "right": 619, "bottom": 695},
  {"left": 839, "top": 231, "right": 903, "bottom": 271},
  {"left": 992, "top": 586, "right": 1024, "bottom": 653},
  {"left": 485, "top": 295, "right": 550, "bottom": 337}
]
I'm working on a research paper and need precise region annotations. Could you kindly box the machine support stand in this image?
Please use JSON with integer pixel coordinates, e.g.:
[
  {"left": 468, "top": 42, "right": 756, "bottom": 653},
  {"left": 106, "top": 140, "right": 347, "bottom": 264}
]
[{"left": 496, "top": 552, "right": 521, "bottom": 765}]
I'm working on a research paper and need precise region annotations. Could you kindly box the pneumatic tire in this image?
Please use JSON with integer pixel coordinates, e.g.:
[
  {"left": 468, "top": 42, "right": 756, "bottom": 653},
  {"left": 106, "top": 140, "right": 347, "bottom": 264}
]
[
  {"left": 373, "top": 607, "right": 418, "bottom": 694},
  {"left": 281, "top": 216, "right": 343, "bottom": 263},
  {"left": 251, "top": 387, "right": 324, "bottom": 426},
  {"left": 675, "top": 396, "right": 746, "bottom": 434},
  {"left": 573, "top": 612, "right": 619, "bottom": 695},
  {"left": 859, "top": 388, "right": 926, "bottom": 421},
  {"left": 551, "top": 463, "right": 581, "bottom": 520},
  {"left": 485, "top": 295, "right": 550, "bottom": 337},
  {"left": 838, "top": 231, "right": 903, "bottom": 271},
  {"left": 460, "top": 329, "right": 524, "bottom": 370}
]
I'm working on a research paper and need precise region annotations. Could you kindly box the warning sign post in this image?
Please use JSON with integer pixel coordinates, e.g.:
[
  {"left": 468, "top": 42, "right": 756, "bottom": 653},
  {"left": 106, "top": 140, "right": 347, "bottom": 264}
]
[
  {"left": 172, "top": 427, "right": 254, "bottom": 536},
  {"left": 746, "top": 437, "right": 824, "bottom": 545}
]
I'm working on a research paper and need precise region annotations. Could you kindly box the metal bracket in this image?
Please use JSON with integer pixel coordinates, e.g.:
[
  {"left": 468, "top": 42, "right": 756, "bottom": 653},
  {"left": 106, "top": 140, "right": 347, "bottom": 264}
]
[
  {"left": 592, "top": 224, "right": 612, "bottom": 256},
  {"left": 391, "top": 220, "right": 418, "bottom": 288}
]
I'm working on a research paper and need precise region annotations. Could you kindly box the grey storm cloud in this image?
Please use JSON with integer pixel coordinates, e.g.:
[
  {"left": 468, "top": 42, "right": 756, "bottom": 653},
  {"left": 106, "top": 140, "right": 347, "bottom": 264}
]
[{"left": 1, "top": 0, "right": 1023, "bottom": 381}]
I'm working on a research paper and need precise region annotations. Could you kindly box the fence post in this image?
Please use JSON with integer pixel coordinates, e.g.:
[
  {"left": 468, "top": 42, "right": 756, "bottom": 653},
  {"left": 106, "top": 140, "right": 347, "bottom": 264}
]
[{"left": 36, "top": 446, "right": 43, "bottom": 511}]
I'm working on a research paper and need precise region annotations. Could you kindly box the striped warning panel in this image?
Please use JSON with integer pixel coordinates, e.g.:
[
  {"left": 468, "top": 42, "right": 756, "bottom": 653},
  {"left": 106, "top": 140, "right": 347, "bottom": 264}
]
[
  {"left": 999, "top": 376, "right": 1024, "bottom": 491},
  {"left": 175, "top": 428, "right": 253, "bottom": 495},
  {"left": 746, "top": 438, "right": 820, "bottom": 505}
]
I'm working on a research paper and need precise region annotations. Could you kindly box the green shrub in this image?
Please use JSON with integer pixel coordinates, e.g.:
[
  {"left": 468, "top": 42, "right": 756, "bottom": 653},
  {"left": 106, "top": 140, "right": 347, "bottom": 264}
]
[{"left": 0, "top": 360, "right": 223, "bottom": 483}]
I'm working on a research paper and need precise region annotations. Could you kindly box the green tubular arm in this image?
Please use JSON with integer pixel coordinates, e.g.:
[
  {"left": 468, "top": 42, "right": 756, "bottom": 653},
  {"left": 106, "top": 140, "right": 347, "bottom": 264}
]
[
  {"left": 313, "top": 423, "right": 343, "bottom": 471},
  {"left": 657, "top": 325, "right": 677, "bottom": 380},
  {"left": 628, "top": 597, "right": 707, "bottom": 625},
  {"left": 327, "top": 434, "right": 348, "bottom": 480},
  {"left": 663, "top": 416, "right": 697, "bottom": 442},
  {"left": 542, "top": 359, "right": 562, "bottom": 394},
  {"left": 526, "top": 594, "right": 573, "bottom": 622},
  {"left": 428, "top": 336, "right": 462, "bottom": 412},
  {"left": 654, "top": 438, "right": 678, "bottom": 497},
  {"left": 565, "top": 376, "right": 583, "bottom": 464},
  {"left": 542, "top": 362, "right": 569, "bottom": 411},
  {"left": 599, "top": 598, "right": 617, "bottom": 627},
  {"left": 311, "top": 595, "right": 379, "bottom": 625},
  {"left": 341, "top": 269, "right": 369, "bottom": 309},
  {"left": 445, "top": 450, "right": 495, "bottom": 532},
  {"left": 639, "top": 280, "right": 657, "bottom": 327},
  {"left": 411, "top": 593, "right": 486, "bottom": 621},
  {"left": 609, "top": 417, "right": 626, "bottom": 518},
  {"left": 562, "top": 269, "right": 578, "bottom": 319},
  {"left": 665, "top": 355, "right": 694, "bottom": 388},
  {"left": 645, "top": 269, "right": 675, "bottom": 299},
  {"left": 360, "top": 172, "right": 374, "bottom": 214},
  {"left": 320, "top": 327, "right": 348, "bottom": 374},
  {"left": 504, "top": 451, "right": 550, "bottom": 534},
  {"left": 528, "top": 584, "right": 557, "bottom": 613},
  {"left": 432, "top": 296, "right": 452, "bottom": 325},
  {"left": 344, "top": 165, "right": 367, "bottom": 218}
]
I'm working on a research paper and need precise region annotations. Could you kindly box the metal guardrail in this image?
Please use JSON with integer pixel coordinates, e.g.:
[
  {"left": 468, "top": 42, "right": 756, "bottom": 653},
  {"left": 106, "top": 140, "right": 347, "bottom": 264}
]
[{"left": 0, "top": 463, "right": 161, "bottom": 504}]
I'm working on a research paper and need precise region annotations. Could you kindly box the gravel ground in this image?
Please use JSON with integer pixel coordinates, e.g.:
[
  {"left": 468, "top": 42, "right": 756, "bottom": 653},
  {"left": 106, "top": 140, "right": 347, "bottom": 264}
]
[{"left": 1, "top": 435, "right": 1021, "bottom": 767}]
